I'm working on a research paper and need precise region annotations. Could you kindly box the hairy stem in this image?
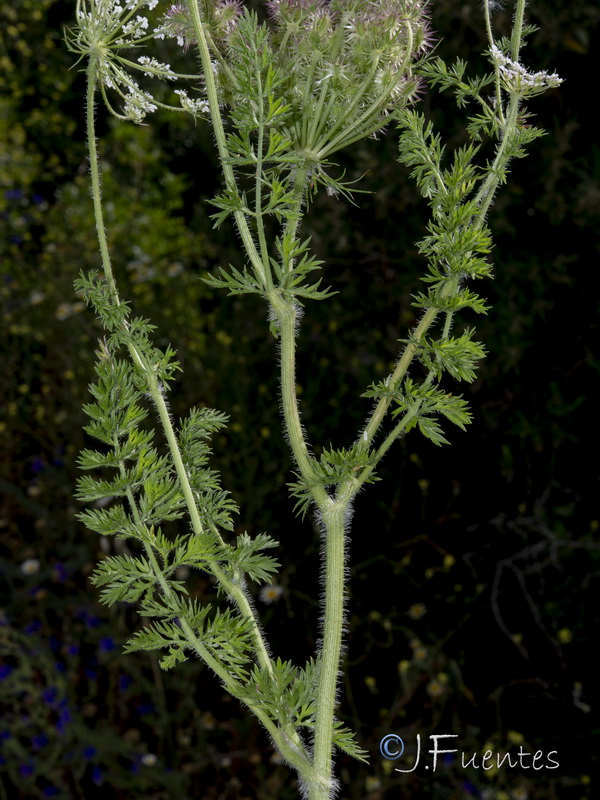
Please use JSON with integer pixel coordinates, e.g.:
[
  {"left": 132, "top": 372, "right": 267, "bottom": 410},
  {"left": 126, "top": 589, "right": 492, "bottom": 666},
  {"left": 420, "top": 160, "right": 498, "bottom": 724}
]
[
  {"left": 119, "top": 479, "right": 312, "bottom": 777},
  {"left": 186, "top": 0, "right": 272, "bottom": 289},
  {"left": 86, "top": 58, "right": 275, "bottom": 685},
  {"left": 310, "top": 499, "right": 349, "bottom": 799}
]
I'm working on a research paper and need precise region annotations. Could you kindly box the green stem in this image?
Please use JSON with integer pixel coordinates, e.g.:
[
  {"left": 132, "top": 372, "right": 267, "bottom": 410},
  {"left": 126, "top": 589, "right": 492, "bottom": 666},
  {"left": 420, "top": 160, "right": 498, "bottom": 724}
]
[
  {"left": 254, "top": 62, "right": 270, "bottom": 268},
  {"left": 282, "top": 165, "right": 310, "bottom": 273},
  {"left": 86, "top": 56, "right": 274, "bottom": 683},
  {"left": 268, "top": 293, "right": 327, "bottom": 504},
  {"left": 312, "top": 56, "right": 380, "bottom": 153},
  {"left": 360, "top": 305, "right": 439, "bottom": 450},
  {"left": 309, "top": 499, "right": 348, "bottom": 799},
  {"left": 483, "top": 0, "right": 504, "bottom": 122},
  {"left": 476, "top": 97, "right": 520, "bottom": 221},
  {"left": 316, "top": 25, "right": 413, "bottom": 159},
  {"left": 353, "top": 371, "right": 437, "bottom": 494},
  {"left": 511, "top": 0, "right": 527, "bottom": 62},
  {"left": 186, "top": 0, "right": 271, "bottom": 289},
  {"left": 120, "top": 481, "right": 312, "bottom": 777},
  {"left": 86, "top": 58, "right": 117, "bottom": 297}
]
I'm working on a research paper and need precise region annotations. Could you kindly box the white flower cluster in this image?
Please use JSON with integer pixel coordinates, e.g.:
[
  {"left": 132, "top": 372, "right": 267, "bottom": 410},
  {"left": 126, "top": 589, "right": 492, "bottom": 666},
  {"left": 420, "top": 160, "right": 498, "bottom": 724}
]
[
  {"left": 124, "top": 82, "right": 158, "bottom": 123},
  {"left": 138, "top": 55, "right": 177, "bottom": 80},
  {"left": 72, "top": 0, "right": 181, "bottom": 123},
  {"left": 121, "top": 14, "right": 149, "bottom": 40},
  {"left": 489, "top": 44, "right": 563, "bottom": 96},
  {"left": 174, "top": 89, "right": 210, "bottom": 116}
]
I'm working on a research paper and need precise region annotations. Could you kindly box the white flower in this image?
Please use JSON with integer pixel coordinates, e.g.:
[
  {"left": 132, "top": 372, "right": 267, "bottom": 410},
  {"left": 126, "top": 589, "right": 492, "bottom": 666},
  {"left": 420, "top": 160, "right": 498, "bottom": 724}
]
[
  {"left": 138, "top": 55, "right": 177, "bottom": 80},
  {"left": 21, "top": 559, "right": 41, "bottom": 575},
  {"left": 259, "top": 584, "right": 283, "bottom": 604},
  {"left": 141, "top": 753, "right": 157, "bottom": 766},
  {"left": 55, "top": 303, "right": 74, "bottom": 321},
  {"left": 174, "top": 89, "right": 210, "bottom": 115},
  {"left": 123, "top": 84, "right": 158, "bottom": 123},
  {"left": 30, "top": 290, "right": 45, "bottom": 305},
  {"left": 489, "top": 44, "right": 563, "bottom": 95}
]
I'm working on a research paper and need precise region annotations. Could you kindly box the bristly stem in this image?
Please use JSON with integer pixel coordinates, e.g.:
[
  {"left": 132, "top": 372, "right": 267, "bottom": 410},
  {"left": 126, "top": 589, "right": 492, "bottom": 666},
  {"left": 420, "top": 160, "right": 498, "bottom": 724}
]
[
  {"left": 85, "top": 57, "right": 276, "bottom": 688},
  {"left": 186, "top": 0, "right": 272, "bottom": 290},
  {"left": 310, "top": 499, "right": 348, "bottom": 798}
]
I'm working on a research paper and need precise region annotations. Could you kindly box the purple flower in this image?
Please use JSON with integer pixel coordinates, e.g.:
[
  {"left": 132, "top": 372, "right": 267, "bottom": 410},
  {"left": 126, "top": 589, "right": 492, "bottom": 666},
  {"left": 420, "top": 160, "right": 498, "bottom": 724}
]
[
  {"left": 56, "top": 706, "right": 71, "bottom": 734},
  {"left": 30, "top": 457, "right": 45, "bottom": 474},
  {"left": 42, "top": 687, "right": 58, "bottom": 706},
  {"left": 83, "top": 746, "right": 96, "bottom": 760},
  {"left": 19, "top": 762, "right": 34, "bottom": 777},
  {"left": 99, "top": 636, "right": 116, "bottom": 653},
  {"left": 75, "top": 609, "right": 101, "bottom": 628},
  {"left": 0, "top": 664, "right": 13, "bottom": 680},
  {"left": 53, "top": 562, "right": 68, "bottom": 582},
  {"left": 67, "top": 644, "right": 80, "bottom": 656},
  {"left": 32, "top": 733, "right": 49, "bottom": 749},
  {"left": 92, "top": 765, "right": 104, "bottom": 786},
  {"left": 24, "top": 619, "right": 42, "bottom": 634},
  {"left": 119, "top": 674, "right": 133, "bottom": 691}
]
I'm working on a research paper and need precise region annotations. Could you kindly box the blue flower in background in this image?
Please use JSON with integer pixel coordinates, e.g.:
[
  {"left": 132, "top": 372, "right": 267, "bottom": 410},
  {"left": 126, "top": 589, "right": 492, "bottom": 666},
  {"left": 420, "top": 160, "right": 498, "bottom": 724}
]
[
  {"left": 99, "top": 636, "right": 116, "bottom": 653},
  {"left": 32, "top": 733, "right": 50, "bottom": 749},
  {"left": 75, "top": 609, "right": 101, "bottom": 628},
  {"left": 30, "top": 457, "right": 45, "bottom": 474},
  {"left": 0, "top": 664, "right": 13, "bottom": 680},
  {"left": 42, "top": 687, "right": 58, "bottom": 706},
  {"left": 56, "top": 705, "right": 71, "bottom": 734},
  {"left": 92, "top": 765, "right": 104, "bottom": 786},
  {"left": 119, "top": 674, "right": 133, "bottom": 691}
]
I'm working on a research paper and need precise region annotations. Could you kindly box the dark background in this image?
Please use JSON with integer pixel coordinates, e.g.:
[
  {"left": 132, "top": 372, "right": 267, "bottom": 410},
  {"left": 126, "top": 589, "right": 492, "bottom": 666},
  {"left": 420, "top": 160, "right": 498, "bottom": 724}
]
[{"left": 1, "top": 1, "right": 598, "bottom": 798}]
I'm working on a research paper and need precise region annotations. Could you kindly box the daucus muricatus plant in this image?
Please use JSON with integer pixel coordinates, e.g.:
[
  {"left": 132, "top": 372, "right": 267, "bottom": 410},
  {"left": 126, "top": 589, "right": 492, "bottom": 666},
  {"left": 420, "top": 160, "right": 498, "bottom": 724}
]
[{"left": 66, "top": 0, "right": 561, "bottom": 796}]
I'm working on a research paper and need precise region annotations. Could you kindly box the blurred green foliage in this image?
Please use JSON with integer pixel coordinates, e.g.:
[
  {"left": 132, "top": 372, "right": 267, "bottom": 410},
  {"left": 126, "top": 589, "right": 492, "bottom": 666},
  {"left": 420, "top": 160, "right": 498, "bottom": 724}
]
[{"left": 2, "top": 0, "right": 599, "bottom": 798}]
